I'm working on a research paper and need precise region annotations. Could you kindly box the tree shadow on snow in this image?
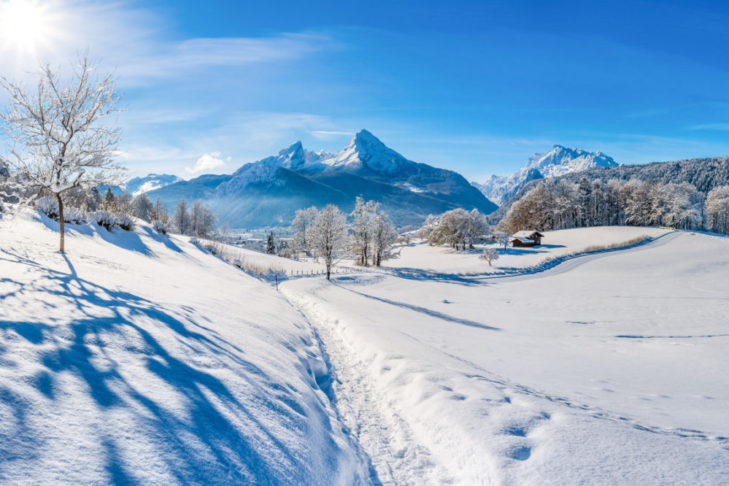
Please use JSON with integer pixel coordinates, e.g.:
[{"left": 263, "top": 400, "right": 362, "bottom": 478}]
[
  {"left": 0, "top": 249, "right": 340, "bottom": 485},
  {"left": 333, "top": 281, "right": 501, "bottom": 332}
]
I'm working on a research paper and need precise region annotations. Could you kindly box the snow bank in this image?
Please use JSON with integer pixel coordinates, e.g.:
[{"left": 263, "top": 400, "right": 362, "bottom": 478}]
[{"left": 0, "top": 206, "right": 369, "bottom": 484}]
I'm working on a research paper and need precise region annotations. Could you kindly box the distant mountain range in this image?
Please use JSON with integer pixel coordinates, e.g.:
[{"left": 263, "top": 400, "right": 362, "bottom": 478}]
[
  {"left": 146, "top": 129, "right": 497, "bottom": 229},
  {"left": 474, "top": 145, "right": 619, "bottom": 205}
]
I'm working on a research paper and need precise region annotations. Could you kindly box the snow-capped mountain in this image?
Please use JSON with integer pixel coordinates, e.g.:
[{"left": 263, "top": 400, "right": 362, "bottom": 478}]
[
  {"left": 475, "top": 145, "right": 618, "bottom": 206},
  {"left": 149, "top": 130, "right": 497, "bottom": 228},
  {"left": 123, "top": 173, "right": 183, "bottom": 197}
]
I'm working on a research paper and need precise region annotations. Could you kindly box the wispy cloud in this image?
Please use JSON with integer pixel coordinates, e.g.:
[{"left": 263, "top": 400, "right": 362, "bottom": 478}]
[{"left": 688, "top": 123, "right": 729, "bottom": 131}]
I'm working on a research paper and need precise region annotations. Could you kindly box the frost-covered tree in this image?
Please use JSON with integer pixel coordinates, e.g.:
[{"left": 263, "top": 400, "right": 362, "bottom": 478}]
[
  {"left": 152, "top": 197, "right": 169, "bottom": 224},
  {"left": 351, "top": 196, "right": 377, "bottom": 266},
  {"left": 0, "top": 58, "right": 122, "bottom": 252},
  {"left": 420, "top": 208, "right": 488, "bottom": 250},
  {"left": 189, "top": 199, "right": 216, "bottom": 237},
  {"left": 311, "top": 204, "right": 348, "bottom": 280},
  {"left": 497, "top": 231, "right": 511, "bottom": 250},
  {"left": 131, "top": 193, "right": 154, "bottom": 222},
  {"left": 291, "top": 206, "right": 317, "bottom": 256},
  {"left": 174, "top": 198, "right": 190, "bottom": 235},
  {"left": 480, "top": 247, "right": 499, "bottom": 266},
  {"left": 705, "top": 185, "right": 729, "bottom": 234},
  {"left": 371, "top": 209, "right": 398, "bottom": 266}
]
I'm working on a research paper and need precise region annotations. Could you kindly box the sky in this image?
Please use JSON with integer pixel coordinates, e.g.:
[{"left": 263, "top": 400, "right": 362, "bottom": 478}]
[{"left": 1, "top": 0, "right": 729, "bottom": 181}]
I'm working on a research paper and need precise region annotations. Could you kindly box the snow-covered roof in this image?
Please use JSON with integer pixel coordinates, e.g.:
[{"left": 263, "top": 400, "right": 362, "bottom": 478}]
[
  {"left": 512, "top": 237, "right": 535, "bottom": 244},
  {"left": 513, "top": 230, "right": 543, "bottom": 239}
]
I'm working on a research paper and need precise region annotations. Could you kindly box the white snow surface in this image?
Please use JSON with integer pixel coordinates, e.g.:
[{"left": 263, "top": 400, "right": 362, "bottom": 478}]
[
  {"left": 282, "top": 229, "right": 729, "bottom": 485},
  {"left": 0, "top": 207, "right": 369, "bottom": 484},
  {"left": 383, "top": 226, "right": 669, "bottom": 275},
  {"left": 3, "top": 210, "right": 728, "bottom": 485}
]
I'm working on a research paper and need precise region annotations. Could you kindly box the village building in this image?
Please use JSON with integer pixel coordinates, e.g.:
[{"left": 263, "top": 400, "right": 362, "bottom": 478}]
[{"left": 511, "top": 230, "right": 544, "bottom": 247}]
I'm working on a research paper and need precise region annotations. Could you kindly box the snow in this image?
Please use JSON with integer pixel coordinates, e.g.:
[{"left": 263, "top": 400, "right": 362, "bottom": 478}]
[
  {"left": 0, "top": 206, "right": 368, "bottom": 484},
  {"left": 383, "top": 226, "right": 669, "bottom": 275},
  {"left": 282, "top": 229, "right": 729, "bottom": 484},
  {"left": 3, "top": 209, "right": 727, "bottom": 484}
]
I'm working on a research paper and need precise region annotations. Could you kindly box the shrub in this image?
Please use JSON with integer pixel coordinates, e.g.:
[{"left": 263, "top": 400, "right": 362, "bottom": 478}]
[
  {"left": 153, "top": 220, "right": 169, "bottom": 235},
  {"left": 91, "top": 210, "right": 117, "bottom": 230},
  {"left": 64, "top": 207, "right": 87, "bottom": 224},
  {"left": 116, "top": 213, "right": 135, "bottom": 231},
  {"left": 36, "top": 196, "right": 59, "bottom": 219}
]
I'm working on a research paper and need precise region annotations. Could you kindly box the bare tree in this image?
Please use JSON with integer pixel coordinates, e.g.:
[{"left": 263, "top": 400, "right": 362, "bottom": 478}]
[
  {"left": 311, "top": 204, "right": 348, "bottom": 280},
  {"left": 0, "top": 57, "right": 122, "bottom": 253}
]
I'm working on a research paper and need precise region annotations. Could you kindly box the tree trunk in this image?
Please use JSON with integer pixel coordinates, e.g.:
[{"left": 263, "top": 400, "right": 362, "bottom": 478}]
[{"left": 56, "top": 193, "right": 65, "bottom": 253}]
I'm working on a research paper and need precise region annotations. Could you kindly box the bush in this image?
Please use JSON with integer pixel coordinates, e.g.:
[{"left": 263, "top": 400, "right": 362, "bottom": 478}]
[
  {"left": 153, "top": 220, "right": 169, "bottom": 235},
  {"left": 116, "top": 213, "right": 135, "bottom": 231},
  {"left": 36, "top": 196, "right": 59, "bottom": 219},
  {"left": 36, "top": 196, "right": 88, "bottom": 223},
  {"left": 91, "top": 210, "right": 117, "bottom": 230}
]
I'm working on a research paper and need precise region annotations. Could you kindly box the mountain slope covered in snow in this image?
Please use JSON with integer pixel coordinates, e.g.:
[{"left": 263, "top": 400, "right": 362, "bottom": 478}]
[
  {"left": 148, "top": 130, "right": 497, "bottom": 228},
  {"left": 476, "top": 146, "right": 618, "bottom": 206}
]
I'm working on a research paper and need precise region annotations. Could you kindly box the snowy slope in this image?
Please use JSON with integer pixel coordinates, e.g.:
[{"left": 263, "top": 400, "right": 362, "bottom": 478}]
[
  {"left": 477, "top": 146, "right": 618, "bottom": 205},
  {"left": 282, "top": 230, "right": 729, "bottom": 484},
  {"left": 0, "top": 207, "right": 370, "bottom": 484},
  {"left": 382, "top": 226, "right": 668, "bottom": 275}
]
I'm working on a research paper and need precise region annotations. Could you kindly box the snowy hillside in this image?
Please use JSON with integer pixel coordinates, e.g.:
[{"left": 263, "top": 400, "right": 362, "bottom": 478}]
[
  {"left": 148, "top": 130, "right": 497, "bottom": 228},
  {"left": 0, "top": 207, "right": 369, "bottom": 484},
  {"left": 283, "top": 230, "right": 729, "bottom": 484},
  {"left": 476, "top": 145, "right": 618, "bottom": 205},
  {"left": 383, "top": 226, "right": 668, "bottom": 275}
]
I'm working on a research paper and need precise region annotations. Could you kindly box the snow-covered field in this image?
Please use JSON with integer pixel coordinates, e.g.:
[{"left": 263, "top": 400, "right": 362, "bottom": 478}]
[
  {"left": 0, "top": 207, "right": 368, "bottom": 484},
  {"left": 383, "top": 226, "right": 669, "bottom": 275},
  {"left": 283, "top": 230, "right": 729, "bottom": 485},
  {"left": 2, "top": 208, "right": 727, "bottom": 485}
]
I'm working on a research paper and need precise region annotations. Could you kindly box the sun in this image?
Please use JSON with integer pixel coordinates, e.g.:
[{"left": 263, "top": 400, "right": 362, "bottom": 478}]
[{"left": 0, "top": 0, "right": 51, "bottom": 53}]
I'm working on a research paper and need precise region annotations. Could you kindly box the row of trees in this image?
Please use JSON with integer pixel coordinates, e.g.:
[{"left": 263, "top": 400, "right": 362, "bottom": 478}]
[
  {"left": 499, "top": 177, "right": 719, "bottom": 233},
  {"left": 173, "top": 198, "right": 216, "bottom": 238},
  {"left": 290, "top": 198, "right": 399, "bottom": 279}
]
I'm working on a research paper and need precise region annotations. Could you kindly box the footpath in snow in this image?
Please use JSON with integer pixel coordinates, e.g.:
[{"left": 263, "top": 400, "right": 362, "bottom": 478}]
[{"left": 282, "top": 229, "right": 729, "bottom": 485}]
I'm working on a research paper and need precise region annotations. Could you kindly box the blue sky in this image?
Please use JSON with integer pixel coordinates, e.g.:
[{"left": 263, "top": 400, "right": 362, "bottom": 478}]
[{"left": 2, "top": 0, "right": 729, "bottom": 181}]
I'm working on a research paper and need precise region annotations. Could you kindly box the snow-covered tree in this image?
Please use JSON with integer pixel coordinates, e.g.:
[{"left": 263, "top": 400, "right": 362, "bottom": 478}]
[
  {"left": 480, "top": 247, "right": 499, "bottom": 266},
  {"left": 705, "top": 185, "right": 729, "bottom": 234},
  {"left": 351, "top": 196, "right": 377, "bottom": 266},
  {"left": 152, "top": 197, "right": 169, "bottom": 224},
  {"left": 497, "top": 231, "right": 511, "bottom": 249},
  {"left": 0, "top": 57, "right": 122, "bottom": 252},
  {"left": 189, "top": 199, "right": 216, "bottom": 237},
  {"left": 174, "top": 198, "right": 190, "bottom": 235},
  {"left": 421, "top": 208, "right": 488, "bottom": 250},
  {"left": 131, "top": 193, "right": 154, "bottom": 222},
  {"left": 371, "top": 209, "right": 398, "bottom": 266},
  {"left": 311, "top": 204, "right": 348, "bottom": 280},
  {"left": 291, "top": 206, "right": 317, "bottom": 256}
]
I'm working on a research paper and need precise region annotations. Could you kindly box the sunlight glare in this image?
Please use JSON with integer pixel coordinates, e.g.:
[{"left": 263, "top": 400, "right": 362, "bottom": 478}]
[{"left": 0, "top": 0, "right": 51, "bottom": 54}]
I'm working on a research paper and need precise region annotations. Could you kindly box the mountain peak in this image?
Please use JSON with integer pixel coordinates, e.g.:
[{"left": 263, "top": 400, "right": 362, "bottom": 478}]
[
  {"left": 346, "top": 129, "right": 388, "bottom": 153},
  {"left": 476, "top": 145, "right": 618, "bottom": 206}
]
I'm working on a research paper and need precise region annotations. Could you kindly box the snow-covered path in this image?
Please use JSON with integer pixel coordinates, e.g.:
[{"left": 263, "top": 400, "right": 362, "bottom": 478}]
[{"left": 282, "top": 230, "right": 729, "bottom": 485}]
